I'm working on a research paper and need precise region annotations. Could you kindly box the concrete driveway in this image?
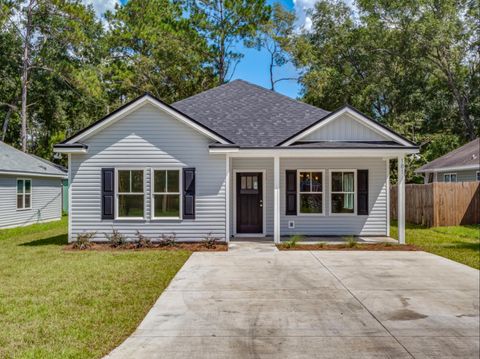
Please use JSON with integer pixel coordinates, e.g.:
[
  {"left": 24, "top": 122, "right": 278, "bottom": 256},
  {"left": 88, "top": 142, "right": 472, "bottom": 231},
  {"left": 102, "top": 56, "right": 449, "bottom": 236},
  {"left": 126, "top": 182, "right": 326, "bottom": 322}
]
[{"left": 107, "top": 242, "right": 479, "bottom": 358}]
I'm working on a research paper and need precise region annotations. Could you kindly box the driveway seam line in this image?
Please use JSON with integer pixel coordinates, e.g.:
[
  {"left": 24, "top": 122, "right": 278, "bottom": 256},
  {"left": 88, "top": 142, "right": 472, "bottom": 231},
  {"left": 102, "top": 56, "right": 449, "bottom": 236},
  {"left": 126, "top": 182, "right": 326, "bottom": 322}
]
[{"left": 308, "top": 251, "right": 416, "bottom": 359}]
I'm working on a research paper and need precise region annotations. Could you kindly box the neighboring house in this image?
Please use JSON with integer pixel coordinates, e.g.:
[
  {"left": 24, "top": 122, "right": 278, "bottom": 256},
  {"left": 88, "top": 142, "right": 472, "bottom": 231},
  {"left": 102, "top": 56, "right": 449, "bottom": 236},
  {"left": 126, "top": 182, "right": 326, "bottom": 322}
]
[
  {"left": 416, "top": 138, "right": 480, "bottom": 183},
  {"left": 0, "top": 141, "right": 67, "bottom": 229},
  {"left": 54, "top": 80, "right": 418, "bottom": 244}
]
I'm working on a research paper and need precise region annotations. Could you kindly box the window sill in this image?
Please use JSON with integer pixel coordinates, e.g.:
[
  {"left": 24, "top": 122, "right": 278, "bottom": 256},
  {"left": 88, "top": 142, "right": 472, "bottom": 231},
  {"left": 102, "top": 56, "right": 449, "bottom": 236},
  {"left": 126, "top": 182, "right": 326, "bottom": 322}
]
[
  {"left": 114, "top": 217, "right": 146, "bottom": 221},
  {"left": 150, "top": 217, "right": 183, "bottom": 221},
  {"left": 297, "top": 213, "right": 325, "bottom": 216},
  {"left": 16, "top": 208, "right": 32, "bottom": 211},
  {"left": 329, "top": 213, "right": 357, "bottom": 216}
]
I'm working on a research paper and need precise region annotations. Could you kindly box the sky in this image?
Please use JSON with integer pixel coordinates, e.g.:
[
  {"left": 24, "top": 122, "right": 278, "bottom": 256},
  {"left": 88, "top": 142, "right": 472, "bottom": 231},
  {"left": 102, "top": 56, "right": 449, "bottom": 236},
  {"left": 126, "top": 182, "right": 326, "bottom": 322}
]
[{"left": 83, "top": 0, "right": 319, "bottom": 99}]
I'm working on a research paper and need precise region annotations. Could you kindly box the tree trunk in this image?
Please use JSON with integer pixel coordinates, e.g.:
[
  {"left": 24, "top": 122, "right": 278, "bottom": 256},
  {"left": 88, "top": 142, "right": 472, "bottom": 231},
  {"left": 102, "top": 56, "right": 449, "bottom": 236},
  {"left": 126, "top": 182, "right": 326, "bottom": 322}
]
[
  {"left": 20, "top": 1, "right": 34, "bottom": 152},
  {"left": 269, "top": 52, "right": 275, "bottom": 90}
]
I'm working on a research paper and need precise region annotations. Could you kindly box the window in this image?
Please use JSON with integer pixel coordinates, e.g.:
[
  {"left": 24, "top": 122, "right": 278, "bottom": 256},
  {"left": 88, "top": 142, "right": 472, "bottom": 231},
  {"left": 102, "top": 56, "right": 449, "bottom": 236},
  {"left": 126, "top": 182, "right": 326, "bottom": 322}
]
[
  {"left": 17, "top": 179, "right": 31, "bottom": 210},
  {"left": 444, "top": 173, "right": 457, "bottom": 182},
  {"left": 476, "top": 171, "right": 480, "bottom": 181},
  {"left": 153, "top": 169, "right": 181, "bottom": 218},
  {"left": 298, "top": 170, "right": 323, "bottom": 214},
  {"left": 117, "top": 170, "right": 144, "bottom": 218},
  {"left": 331, "top": 170, "right": 355, "bottom": 214}
]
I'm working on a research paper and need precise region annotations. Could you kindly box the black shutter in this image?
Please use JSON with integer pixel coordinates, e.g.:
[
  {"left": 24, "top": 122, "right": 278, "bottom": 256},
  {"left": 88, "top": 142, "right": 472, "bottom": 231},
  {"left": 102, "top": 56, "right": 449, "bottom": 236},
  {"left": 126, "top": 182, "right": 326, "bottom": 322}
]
[
  {"left": 285, "top": 170, "right": 297, "bottom": 215},
  {"left": 357, "top": 169, "right": 369, "bottom": 215},
  {"left": 183, "top": 168, "right": 195, "bottom": 219},
  {"left": 101, "top": 168, "right": 115, "bottom": 219}
]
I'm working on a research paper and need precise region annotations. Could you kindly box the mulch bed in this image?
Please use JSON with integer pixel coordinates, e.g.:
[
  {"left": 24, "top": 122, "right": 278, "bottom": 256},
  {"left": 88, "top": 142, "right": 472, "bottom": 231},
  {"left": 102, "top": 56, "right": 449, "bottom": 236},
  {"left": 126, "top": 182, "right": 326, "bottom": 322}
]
[
  {"left": 277, "top": 243, "right": 419, "bottom": 251},
  {"left": 64, "top": 242, "right": 228, "bottom": 252}
]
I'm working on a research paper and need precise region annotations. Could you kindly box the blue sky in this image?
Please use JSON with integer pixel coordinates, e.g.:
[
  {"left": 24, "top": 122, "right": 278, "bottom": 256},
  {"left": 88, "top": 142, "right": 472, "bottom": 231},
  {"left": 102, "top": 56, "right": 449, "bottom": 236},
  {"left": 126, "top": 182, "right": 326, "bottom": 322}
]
[{"left": 86, "top": 0, "right": 314, "bottom": 98}]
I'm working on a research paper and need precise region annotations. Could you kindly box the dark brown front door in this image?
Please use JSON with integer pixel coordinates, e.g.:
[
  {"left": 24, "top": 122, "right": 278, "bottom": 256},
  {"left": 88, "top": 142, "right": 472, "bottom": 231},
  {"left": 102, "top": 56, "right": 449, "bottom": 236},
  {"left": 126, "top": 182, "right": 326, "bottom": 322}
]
[{"left": 236, "top": 172, "right": 263, "bottom": 234}]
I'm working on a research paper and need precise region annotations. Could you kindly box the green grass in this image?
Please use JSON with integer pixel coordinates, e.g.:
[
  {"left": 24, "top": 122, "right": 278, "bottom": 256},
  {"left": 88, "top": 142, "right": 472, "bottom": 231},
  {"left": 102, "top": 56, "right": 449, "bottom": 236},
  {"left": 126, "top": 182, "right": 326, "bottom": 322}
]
[
  {"left": 391, "top": 221, "right": 480, "bottom": 269},
  {"left": 0, "top": 217, "right": 190, "bottom": 358}
]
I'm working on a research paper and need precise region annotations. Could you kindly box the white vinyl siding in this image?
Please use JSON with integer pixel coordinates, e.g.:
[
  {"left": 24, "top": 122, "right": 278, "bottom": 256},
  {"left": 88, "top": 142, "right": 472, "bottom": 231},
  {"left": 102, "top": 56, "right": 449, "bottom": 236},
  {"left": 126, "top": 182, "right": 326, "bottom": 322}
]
[
  {"left": 69, "top": 103, "right": 226, "bottom": 242},
  {"left": 437, "top": 170, "right": 479, "bottom": 182},
  {"left": 0, "top": 175, "right": 62, "bottom": 228},
  {"left": 302, "top": 113, "right": 391, "bottom": 142},
  {"left": 280, "top": 158, "right": 388, "bottom": 236}
]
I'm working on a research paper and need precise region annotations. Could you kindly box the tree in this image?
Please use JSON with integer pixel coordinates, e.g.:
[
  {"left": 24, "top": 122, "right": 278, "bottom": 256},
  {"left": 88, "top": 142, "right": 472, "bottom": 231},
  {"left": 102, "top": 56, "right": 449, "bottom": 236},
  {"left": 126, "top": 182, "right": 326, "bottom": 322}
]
[
  {"left": 248, "top": 3, "right": 295, "bottom": 90},
  {"left": 187, "top": 0, "right": 271, "bottom": 83},
  {"left": 104, "top": 0, "right": 217, "bottom": 104}
]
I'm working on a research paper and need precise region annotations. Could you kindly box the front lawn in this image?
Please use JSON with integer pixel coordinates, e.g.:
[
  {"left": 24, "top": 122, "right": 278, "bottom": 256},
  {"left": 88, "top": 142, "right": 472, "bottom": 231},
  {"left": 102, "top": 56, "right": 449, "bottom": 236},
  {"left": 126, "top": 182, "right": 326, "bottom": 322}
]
[
  {"left": 0, "top": 218, "right": 190, "bottom": 358},
  {"left": 391, "top": 221, "right": 480, "bottom": 269}
]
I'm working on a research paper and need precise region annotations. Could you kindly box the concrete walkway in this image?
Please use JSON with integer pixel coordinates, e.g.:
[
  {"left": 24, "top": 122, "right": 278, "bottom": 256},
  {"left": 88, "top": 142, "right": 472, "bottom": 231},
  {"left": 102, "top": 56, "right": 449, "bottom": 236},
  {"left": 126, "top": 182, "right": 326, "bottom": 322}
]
[{"left": 106, "top": 242, "right": 479, "bottom": 358}]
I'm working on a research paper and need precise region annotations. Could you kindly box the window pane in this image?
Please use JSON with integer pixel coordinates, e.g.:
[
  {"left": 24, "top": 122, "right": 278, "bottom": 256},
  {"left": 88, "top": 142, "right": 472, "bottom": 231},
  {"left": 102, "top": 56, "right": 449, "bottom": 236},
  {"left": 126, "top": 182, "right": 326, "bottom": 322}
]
[
  {"left": 24, "top": 194, "right": 31, "bottom": 208},
  {"left": 118, "top": 171, "right": 130, "bottom": 192},
  {"left": 299, "top": 172, "right": 310, "bottom": 192},
  {"left": 343, "top": 172, "right": 354, "bottom": 192},
  {"left": 154, "top": 194, "right": 180, "bottom": 217},
  {"left": 25, "top": 180, "right": 31, "bottom": 193},
  {"left": 17, "top": 195, "right": 23, "bottom": 209},
  {"left": 311, "top": 172, "right": 322, "bottom": 192},
  {"left": 451, "top": 174, "right": 457, "bottom": 182},
  {"left": 241, "top": 176, "right": 246, "bottom": 189},
  {"left": 131, "top": 171, "right": 143, "bottom": 192},
  {"left": 331, "top": 193, "right": 354, "bottom": 213},
  {"left": 300, "top": 194, "right": 322, "bottom": 213},
  {"left": 17, "top": 179, "right": 23, "bottom": 193},
  {"left": 246, "top": 176, "right": 252, "bottom": 189},
  {"left": 118, "top": 195, "right": 144, "bottom": 217},
  {"left": 252, "top": 176, "right": 258, "bottom": 190},
  {"left": 167, "top": 170, "right": 179, "bottom": 192},
  {"left": 154, "top": 170, "right": 166, "bottom": 192},
  {"left": 331, "top": 172, "right": 342, "bottom": 191}
]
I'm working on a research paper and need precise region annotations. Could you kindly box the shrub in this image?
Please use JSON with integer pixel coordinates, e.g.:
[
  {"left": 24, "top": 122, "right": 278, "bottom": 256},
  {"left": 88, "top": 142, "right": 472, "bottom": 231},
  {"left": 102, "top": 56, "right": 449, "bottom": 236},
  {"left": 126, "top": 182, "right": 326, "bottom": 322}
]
[
  {"left": 158, "top": 233, "right": 176, "bottom": 247},
  {"left": 317, "top": 242, "right": 325, "bottom": 248},
  {"left": 72, "top": 232, "right": 96, "bottom": 250},
  {"left": 345, "top": 236, "right": 357, "bottom": 248},
  {"left": 203, "top": 232, "right": 220, "bottom": 248},
  {"left": 284, "top": 234, "right": 304, "bottom": 248},
  {"left": 105, "top": 229, "right": 126, "bottom": 248},
  {"left": 134, "top": 230, "right": 152, "bottom": 248}
]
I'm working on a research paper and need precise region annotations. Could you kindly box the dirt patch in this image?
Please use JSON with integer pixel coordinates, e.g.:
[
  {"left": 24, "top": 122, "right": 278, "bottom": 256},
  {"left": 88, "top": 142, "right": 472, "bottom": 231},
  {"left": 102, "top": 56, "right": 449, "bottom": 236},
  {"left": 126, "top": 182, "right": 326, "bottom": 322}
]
[
  {"left": 64, "top": 242, "right": 228, "bottom": 252},
  {"left": 276, "top": 243, "right": 419, "bottom": 251}
]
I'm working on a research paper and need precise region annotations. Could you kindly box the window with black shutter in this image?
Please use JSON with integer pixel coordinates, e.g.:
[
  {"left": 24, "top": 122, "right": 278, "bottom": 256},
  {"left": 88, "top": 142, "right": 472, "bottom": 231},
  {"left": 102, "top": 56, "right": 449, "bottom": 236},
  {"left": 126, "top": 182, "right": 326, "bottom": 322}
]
[{"left": 101, "top": 168, "right": 115, "bottom": 219}]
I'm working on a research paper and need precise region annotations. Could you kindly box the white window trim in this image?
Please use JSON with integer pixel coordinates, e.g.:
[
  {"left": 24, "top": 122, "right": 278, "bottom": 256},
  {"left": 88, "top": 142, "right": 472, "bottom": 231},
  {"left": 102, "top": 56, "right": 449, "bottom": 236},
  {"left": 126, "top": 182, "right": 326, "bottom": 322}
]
[
  {"left": 115, "top": 168, "right": 146, "bottom": 220},
  {"left": 16, "top": 178, "right": 32, "bottom": 211},
  {"left": 329, "top": 169, "right": 357, "bottom": 216},
  {"left": 150, "top": 168, "right": 183, "bottom": 220},
  {"left": 443, "top": 172, "right": 457, "bottom": 182},
  {"left": 297, "top": 169, "right": 325, "bottom": 216}
]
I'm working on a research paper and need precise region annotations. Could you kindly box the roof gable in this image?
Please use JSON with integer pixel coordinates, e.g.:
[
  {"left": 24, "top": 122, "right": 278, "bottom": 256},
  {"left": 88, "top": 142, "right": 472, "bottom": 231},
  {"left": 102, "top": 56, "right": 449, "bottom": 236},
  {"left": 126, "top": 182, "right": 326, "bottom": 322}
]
[
  {"left": 62, "top": 94, "right": 231, "bottom": 145},
  {"left": 279, "top": 106, "right": 415, "bottom": 147},
  {"left": 172, "top": 80, "right": 330, "bottom": 147}
]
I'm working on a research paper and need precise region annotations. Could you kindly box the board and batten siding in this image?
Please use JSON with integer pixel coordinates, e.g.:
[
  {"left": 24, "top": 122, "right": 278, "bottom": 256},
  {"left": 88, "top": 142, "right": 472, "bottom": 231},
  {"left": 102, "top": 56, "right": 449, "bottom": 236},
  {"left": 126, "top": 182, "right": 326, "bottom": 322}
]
[
  {"left": 0, "top": 174, "right": 62, "bottom": 228},
  {"left": 69, "top": 103, "right": 226, "bottom": 242},
  {"left": 303, "top": 113, "right": 390, "bottom": 142},
  {"left": 280, "top": 158, "right": 388, "bottom": 236}
]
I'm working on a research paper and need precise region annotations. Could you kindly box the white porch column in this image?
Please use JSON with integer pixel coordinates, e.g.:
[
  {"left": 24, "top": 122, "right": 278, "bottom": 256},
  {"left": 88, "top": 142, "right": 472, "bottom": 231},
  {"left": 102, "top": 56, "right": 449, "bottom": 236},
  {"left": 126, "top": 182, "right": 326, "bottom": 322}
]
[
  {"left": 274, "top": 156, "right": 280, "bottom": 243},
  {"left": 397, "top": 155, "right": 406, "bottom": 244},
  {"left": 225, "top": 154, "right": 230, "bottom": 242}
]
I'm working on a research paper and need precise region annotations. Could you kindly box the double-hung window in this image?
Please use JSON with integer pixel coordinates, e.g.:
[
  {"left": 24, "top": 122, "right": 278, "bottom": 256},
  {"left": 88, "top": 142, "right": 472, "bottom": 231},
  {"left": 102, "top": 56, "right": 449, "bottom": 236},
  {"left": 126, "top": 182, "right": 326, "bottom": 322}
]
[
  {"left": 444, "top": 173, "right": 457, "bottom": 182},
  {"left": 298, "top": 170, "right": 324, "bottom": 214},
  {"left": 17, "top": 179, "right": 31, "bottom": 210},
  {"left": 331, "top": 170, "right": 355, "bottom": 214},
  {"left": 117, "top": 170, "right": 144, "bottom": 218},
  {"left": 153, "top": 169, "right": 181, "bottom": 219}
]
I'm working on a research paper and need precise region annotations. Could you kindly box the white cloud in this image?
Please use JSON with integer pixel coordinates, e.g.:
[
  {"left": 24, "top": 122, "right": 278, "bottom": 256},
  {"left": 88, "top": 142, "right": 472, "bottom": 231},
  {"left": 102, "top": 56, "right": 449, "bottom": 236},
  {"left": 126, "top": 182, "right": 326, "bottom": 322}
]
[
  {"left": 82, "top": 0, "right": 120, "bottom": 17},
  {"left": 293, "top": 0, "right": 318, "bottom": 31}
]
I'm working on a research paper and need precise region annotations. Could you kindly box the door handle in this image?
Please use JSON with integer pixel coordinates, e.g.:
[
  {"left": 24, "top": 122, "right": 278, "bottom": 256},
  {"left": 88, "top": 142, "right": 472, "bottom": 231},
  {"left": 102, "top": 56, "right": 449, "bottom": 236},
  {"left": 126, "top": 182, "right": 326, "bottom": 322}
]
[{"left": 259, "top": 200, "right": 263, "bottom": 208}]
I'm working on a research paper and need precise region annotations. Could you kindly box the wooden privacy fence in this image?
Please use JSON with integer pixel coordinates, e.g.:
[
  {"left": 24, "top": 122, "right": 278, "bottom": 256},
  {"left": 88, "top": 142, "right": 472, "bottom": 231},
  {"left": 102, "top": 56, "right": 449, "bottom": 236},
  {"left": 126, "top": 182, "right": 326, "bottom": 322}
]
[{"left": 391, "top": 182, "right": 480, "bottom": 227}]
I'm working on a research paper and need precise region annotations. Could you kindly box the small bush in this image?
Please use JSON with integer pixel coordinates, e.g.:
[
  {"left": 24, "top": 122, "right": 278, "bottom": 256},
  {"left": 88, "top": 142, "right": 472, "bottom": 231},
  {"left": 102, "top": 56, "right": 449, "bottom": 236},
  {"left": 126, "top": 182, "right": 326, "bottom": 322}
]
[
  {"left": 345, "top": 236, "right": 357, "bottom": 248},
  {"left": 203, "top": 232, "right": 220, "bottom": 248},
  {"left": 317, "top": 242, "right": 325, "bottom": 248},
  {"left": 105, "top": 229, "right": 126, "bottom": 247},
  {"left": 73, "top": 232, "right": 96, "bottom": 250},
  {"left": 384, "top": 242, "right": 394, "bottom": 247},
  {"left": 134, "top": 230, "right": 152, "bottom": 248},
  {"left": 158, "top": 233, "right": 176, "bottom": 247},
  {"left": 284, "top": 234, "right": 304, "bottom": 248}
]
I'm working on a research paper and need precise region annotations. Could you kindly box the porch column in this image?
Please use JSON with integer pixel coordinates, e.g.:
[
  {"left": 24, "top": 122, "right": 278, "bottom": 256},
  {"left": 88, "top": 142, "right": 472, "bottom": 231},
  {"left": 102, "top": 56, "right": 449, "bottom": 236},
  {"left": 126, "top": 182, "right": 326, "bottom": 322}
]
[
  {"left": 225, "top": 154, "right": 230, "bottom": 242},
  {"left": 274, "top": 156, "right": 280, "bottom": 243},
  {"left": 397, "top": 155, "right": 406, "bottom": 244}
]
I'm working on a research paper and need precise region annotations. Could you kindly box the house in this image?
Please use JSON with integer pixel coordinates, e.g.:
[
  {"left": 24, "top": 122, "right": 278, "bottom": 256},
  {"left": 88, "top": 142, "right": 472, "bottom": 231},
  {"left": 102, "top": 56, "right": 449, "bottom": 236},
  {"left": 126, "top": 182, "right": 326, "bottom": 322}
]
[
  {"left": 53, "top": 80, "right": 418, "bottom": 244},
  {"left": 416, "top": 138, "right": 480, "bottom": 183},
  {"left": 0, "top": 141, "right": 67, "bottom": 228}
]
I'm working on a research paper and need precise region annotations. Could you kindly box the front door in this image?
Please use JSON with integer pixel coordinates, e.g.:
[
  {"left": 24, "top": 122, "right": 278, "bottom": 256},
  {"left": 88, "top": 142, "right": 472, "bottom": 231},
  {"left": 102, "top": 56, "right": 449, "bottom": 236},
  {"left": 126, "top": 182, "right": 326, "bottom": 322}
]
[{"left": 236, "top": 172, "right": 263, "bottom": 234}]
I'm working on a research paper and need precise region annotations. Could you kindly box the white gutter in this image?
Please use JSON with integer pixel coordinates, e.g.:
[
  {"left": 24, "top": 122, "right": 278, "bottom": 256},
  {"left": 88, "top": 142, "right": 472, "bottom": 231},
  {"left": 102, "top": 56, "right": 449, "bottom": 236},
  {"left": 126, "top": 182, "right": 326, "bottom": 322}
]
[
  {"left": 0, "top": 170, "right": 67, "bottom": 179},
  {"left": 416, "top": 164, "right": 480, "bottom": 173},
  {"left": 53, "top": 147, "right": 88, "bottom": 154},
  {"left": 209, "top": 148, "right": 419, "bottom": 157}
]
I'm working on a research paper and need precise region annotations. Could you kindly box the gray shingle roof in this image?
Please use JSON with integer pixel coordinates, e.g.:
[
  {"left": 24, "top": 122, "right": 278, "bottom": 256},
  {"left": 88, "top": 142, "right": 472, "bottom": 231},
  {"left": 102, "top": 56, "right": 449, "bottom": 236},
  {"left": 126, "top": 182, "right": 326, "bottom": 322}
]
[
  {"left": 416, "top": 138, "right": 480, "bottom": 172},
  {"left": 172, "top": 79, "right": 330, "bottom": 147},
  {"left": 288, "top": 141, "right": 406, "bottom": 149},
  {"left": 0, "top": 141, "right": 67, "bottom": 177}
]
